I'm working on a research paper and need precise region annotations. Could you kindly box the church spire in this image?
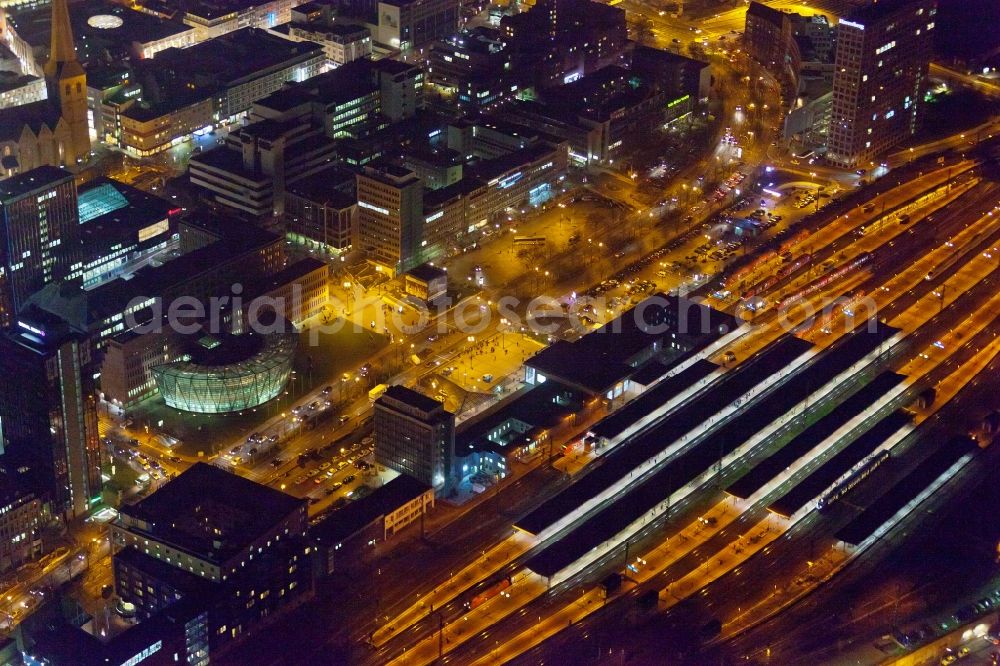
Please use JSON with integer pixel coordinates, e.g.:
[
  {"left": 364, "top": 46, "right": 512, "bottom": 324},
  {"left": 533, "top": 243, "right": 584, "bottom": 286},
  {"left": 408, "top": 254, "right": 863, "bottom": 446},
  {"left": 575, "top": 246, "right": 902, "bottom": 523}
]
[
  {"left": 44, "top": 0, "right": 83, "bottom": 79},
  {"left": 43, "top": 0, "right": 90, "bottom": 164}
]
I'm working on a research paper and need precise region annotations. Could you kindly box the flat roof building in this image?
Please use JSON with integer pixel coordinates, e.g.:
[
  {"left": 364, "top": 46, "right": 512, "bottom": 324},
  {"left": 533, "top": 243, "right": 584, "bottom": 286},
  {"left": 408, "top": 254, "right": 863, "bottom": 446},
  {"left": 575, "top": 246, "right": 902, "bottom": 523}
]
[
  {"left": 374, "top": 385, "right": 455, "bottom": 490},
  {"left": 309, "top": 473, "right": 434, "bottom": 574},
  {"left": 110, "top": 463, "right": 311, "bottom": 654},
  {"left": 356, "top": 162, "right": 425, "bottom": 274},
  {"left": 525, "top": 293, "right": 738, "bottom": 398}
]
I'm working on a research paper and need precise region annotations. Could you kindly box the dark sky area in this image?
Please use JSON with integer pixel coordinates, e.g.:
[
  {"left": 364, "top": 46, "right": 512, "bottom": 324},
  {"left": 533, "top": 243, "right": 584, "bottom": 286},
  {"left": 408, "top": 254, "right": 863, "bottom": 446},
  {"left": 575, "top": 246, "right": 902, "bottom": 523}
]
[{"left": 935, "top": 0, "right": 1000, "bottom": 61}]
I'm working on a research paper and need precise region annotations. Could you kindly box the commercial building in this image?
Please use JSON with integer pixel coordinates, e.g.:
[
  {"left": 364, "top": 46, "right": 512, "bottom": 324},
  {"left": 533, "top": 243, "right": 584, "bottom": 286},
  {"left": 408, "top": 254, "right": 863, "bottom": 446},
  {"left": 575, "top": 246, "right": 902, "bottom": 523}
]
[
  {"left": 744, "top": 2, "right": 790, "bottom": 73},
  {"left": 109, "top": 463, "right": 311, "bottom": 656},
  {"left": 251, "top": 57, "right": 423, "bottom": 139},
  {"left": 493, "top": 51, "right": 697, "bottom": 165},
  {"left": 744, "top": 1, "right": 837, "bottom": 150},
  {"left": 87, "top": 65, "right": 136, "bottom": 147},
  {"left": 239, "top": 256, "right": 329, "bottom": 326},
  {"left": 0, "top": 310, "right": 101, "bottom": 518},
  {"left": 151, "top": 325, "right": 296, "bottom": 414},
  {"left": 119, "top": 96, "right": 215, "bottom": 158},
  {"left": 465, "top": 140, "right": 566, "bottom": 214},
  {"left": 0, "top": 73, "right": 47, "bottom": 111},
  {"left": 356, "top": 162, "right": 425, "bottom": 274},
  {"left": 374, "top": 0, "right": 460, "bottom": 51},
  {"left": 403, "top": 262, "right": 447, "bottom": 303},
  {"left": 190, "top": 58, "right": 421, "bottom": 218},
  {"left": 375, "top": 59, "right": 425, "bottom": 122},
  {"left": 71, "top": 177, "right": 178, "bottom": 289},
  {"left": 454, "top": 379, "right": 591, "bottom": 481},
  {"left": 24, "top": 215, "right": 284, "bottom": 356},
  {"left": 0, "top": 167, "right": 177, "bottom": 329},
  {"left": 415, "top": 138, "right": 567, "bottom": 253},
  {"left": 284, "top": 167, "right": 357, "bottom": 252},
  {"left": 374, "top": 385, "right": 455, "bottom": 491},
  {"left": 444, "top": 117, "right": 545, "bottom": 159},
  {"left": 827, "top": 0, "right": 937, "bottom": 167},
  {"left": 533, "top": 65, "right": 669, "bottom": 162},
  {"left": 0, "top": 474, "right": 45, "bottom": 572},
  {"left": 628, "top": 45, "right": 711, "bottom": 103},
  {"left": 7, "top": 0, "right": 196, "bottom": 65},
  {"left": 500, "top": 0, "right": 628, "bottom": 89},
  {"left": 0, "top": 166, "right": 80, "bottom": 328},
  {"left": 277, "top": 21, "right": 373, "bottom": 65},
  {"left": 135, "top": 0, "right": 300, "bottom": 43},
  {"left": 401, "top": 145, "right": 463, "bottom": 189},
  {"left": 309, "top": 473, "right": 434, "bottom": 575},
  {"left": 188, "top": 116, "right": 337, "bottom": 217},
  {"left": 428, "top": 26, "right": 515, "bottom": 110},
  {"left": 119, "top": 28, "right": 325, "bottom": 156},
  {"left": 100, "top": 328, "right": 184, "bottom": 408},
  {"left": 98, "top": 254, "right": 321, "bottom": 410}
]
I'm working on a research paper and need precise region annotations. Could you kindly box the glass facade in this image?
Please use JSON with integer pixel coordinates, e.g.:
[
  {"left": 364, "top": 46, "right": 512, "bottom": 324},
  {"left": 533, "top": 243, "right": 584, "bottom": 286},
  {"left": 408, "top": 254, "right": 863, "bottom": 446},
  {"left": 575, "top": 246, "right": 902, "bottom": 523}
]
[
  {"left": 77, "top": 182, "right": 129, "bottom": 224},
  {"left": 152, "top": 331, "right": 296, "bottom": 414}
]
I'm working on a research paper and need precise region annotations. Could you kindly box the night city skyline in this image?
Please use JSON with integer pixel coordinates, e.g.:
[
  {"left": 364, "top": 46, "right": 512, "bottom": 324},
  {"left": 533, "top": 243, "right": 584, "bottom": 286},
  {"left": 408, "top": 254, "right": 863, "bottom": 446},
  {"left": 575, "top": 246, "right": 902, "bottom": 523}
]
[{"left": 0, "top": 0, "right": 995, "bottom": 664}]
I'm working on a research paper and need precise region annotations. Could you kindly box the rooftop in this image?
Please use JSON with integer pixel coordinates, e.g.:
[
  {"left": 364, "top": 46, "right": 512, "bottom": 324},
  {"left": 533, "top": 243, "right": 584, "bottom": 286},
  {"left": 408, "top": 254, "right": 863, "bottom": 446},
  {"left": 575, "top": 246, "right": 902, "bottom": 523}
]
[
  {"left": 726, "top": 372, "right": 905, "bottom": 500},
  {"left": 525, "top": 293, "right": 738, "bottom": 394},
  {"left": 379, "top": 384, "right": 444, "bottom": 414},
  {"left": 406, "top": 262, "right": 447, "bottom": 283},
  {"left": 0, "top": 72, "right": 40, "bottom": 94},
  {"left": 310, "top": 474, "right": 432, "bottom": 546},
  {"left": 526, "top": 325, "right": 895, "bottom": 576},
  {"left": 8, "top": 0, "right": 193, "bottom": 56},
  {"left": 77, "top": 177, "right": 173, "bottom": 227},
  {"left": 242, "top": 257, "right": 329, "bottom": 299},
  {"left": 190, "top": 145, "right": 265, "bottom": 180},
  {"left": 27, "top": 218, "right": 280, "bottom": 327},
  {"left": 26, "top": 594, "right": 209, "bottom": 666},
  {"left": 254, "top": 86, "right": 318, "bottom": 114},
  {"left": 292, "top": 59, "right": 378, "bottom": 106},
  {"left": 0, "top": 165, "right": 72, "bottom": 202},
  {"left": 456, "top": 380, "right": 584, "bottom": 455},
  {"left": 362, "top": 160, "right": 421, "bottom": 187},
  {"left": 423, "top": 177, "right": 486, "bottom": 208},
  {"left": 179, "top": 0, "right": 308, "bottom": 20},
  {"left": 152, "top": 28, "right": 323, "bottom": 88},
  {"left": 746, "top": 0, "right": 784, "bottom": 24},
  {"left": 845, "top": 0, "right": 926, "bottom": 25},
  {"left": 467, "top": 143, "right": 560, "bottom": 183},
  {"left": 515, "top": 335, "right": 811, "bottom": 536},
  {"left": 285, "top": 166, "right": 356, "bottom": 207},
  {"left": 118, "top": 463, "right": 305, "bottom": 563}
]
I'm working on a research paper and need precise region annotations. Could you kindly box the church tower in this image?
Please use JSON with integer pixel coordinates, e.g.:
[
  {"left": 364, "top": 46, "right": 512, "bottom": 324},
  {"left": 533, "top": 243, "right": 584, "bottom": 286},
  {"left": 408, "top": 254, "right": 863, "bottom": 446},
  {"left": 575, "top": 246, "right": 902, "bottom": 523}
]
[{"left": 43, "top": 0, "right": 89, "bottom": 165}]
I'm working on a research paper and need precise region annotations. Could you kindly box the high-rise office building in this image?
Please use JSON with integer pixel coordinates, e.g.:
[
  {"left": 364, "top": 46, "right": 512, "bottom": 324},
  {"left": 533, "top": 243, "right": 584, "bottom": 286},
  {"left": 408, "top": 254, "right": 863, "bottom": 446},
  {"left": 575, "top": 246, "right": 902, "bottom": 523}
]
[
  {"left": 356, "top": 163, "right": 424, "bottom": 274},
  {"left": 0, "top": 166, "right": 79, "bottom": 329},
  {"left": 374, "top": 385, "right": 455, "bottom": 491},
  {"left": 827, "top": 0, "right": 937, "bottom": 168},
  {"left": 0, "top": 310, "right": 101, "bottom": 518}
]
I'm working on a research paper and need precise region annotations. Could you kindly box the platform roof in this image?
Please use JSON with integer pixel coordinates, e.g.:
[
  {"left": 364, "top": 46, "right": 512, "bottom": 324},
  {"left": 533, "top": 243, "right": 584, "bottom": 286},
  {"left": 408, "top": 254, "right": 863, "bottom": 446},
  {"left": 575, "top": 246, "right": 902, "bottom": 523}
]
[
  {"left": 835, "top": 437, "right": 976, "bottom": 545},
  {"left": 515, "top": 334, "right": 811, "bottom": 537},
  {"left": 768, "top": 410, "right": 911, "bottom": 518},
  {"left": 726, "top": 372, "right": 904, "bottom": 499},
  {"left": 525, "top": 325, "right": 895, "bottom": 577}
]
